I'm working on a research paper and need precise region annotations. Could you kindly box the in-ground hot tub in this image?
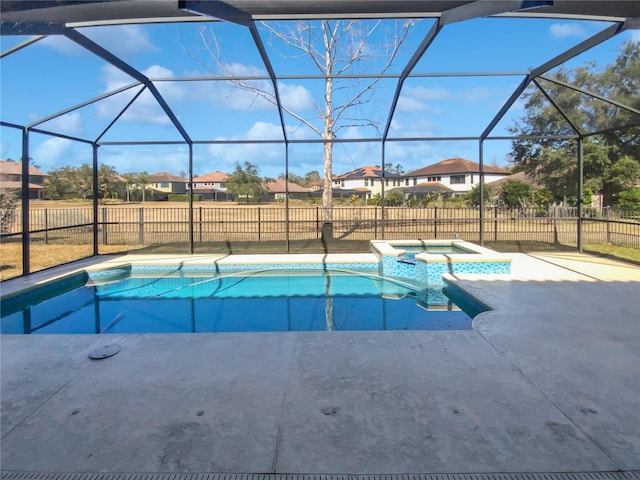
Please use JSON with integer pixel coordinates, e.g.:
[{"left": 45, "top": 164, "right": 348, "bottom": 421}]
[{"left": 371, "top": 239, "right": 511, "bottom": 285}]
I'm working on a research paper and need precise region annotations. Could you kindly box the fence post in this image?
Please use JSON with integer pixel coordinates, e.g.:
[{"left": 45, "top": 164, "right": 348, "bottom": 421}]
[
  {"left": 101, "top": 207, "right": 107, "bottom": 245},
  {"left": 494, "top": 206, "right": 498, "bottom": 242},
  {"left": 199, "top": 206, "right": 202, "bottom": 244},
  {"left": 138, "top": 207, "right": 144, "bottom": 244},
  {"left": 605, "top": 207, "right": 611, "bottom": 244},
  {"left": 374, "top": 206, "right": 378, "bottom": 238},
  {"left": 258, "top": 207, "right": 261, "bottom": 242},
  {"left": 44, "top": 208, "right": 49, "bottom": 244},
  {"left": 433, "top": 206, "right": 438, "bottom": 239},
  {"left": 316, "top": 206, "right": 319, "bottom": 239},
  {"left": 552, "top": 206, "right": 558, "bottom": 244}
]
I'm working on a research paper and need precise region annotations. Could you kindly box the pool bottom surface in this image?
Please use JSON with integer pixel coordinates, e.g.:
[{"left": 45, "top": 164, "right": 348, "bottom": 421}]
[{"left": 1, "top": 269, "right": 479, "bottom": 334}]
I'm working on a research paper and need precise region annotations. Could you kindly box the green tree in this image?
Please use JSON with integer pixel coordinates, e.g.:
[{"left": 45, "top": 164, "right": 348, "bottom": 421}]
[
  {"left": 225, "top": 162, "right": 266, "bottom": 204},
  {"left": 98, "top": 164, "right": 119, "bottom": 200},
  {"left": 532, "top": 187, "right": 554, "bottom": 208},
  {"left": 69, "top": 164, "right": 93, "bottom": 200},
  {"left": 500, "top": 179, "right": 533, "bottom": 208},
  {"left": 465, "top": 183, "right": 494, "bottom": 207},
  {"left": 367, "top": 193, "right": 381, "bottom": 206},
  {"left": 604, "top": 156, "right": 640, "bottom": 196},
  {"left": 0, "top": 189, "right": 18, "bottom": 233},
  {"left": 120, "top": 172, "right": 137, "bottom": 202},
  {"left": 304, "top": 170, "right": 321, "bottom": 186},
  {"left": 509, "top": 41, "right": 640, "bottom": 205},
  {"left": 384, "top": 189, "right": 405, "bottom": 206},
  {"left": 279, "top": 172, "right": 305, "bottom": 186},
  {"left": 615, "top": 187, "right": 640, "bottom": 212},
  {"left": 384, "top": 163, "right": 404, "bottom": 174},
  {"left": 135, "top": 171, "right": 149, "bottom": 202},
  {"left": 44, "top": 166, "right": 74, "bottom": 200}
]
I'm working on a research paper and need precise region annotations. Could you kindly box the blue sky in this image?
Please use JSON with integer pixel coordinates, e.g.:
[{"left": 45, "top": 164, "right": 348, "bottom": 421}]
[{"left": 1, "top": 16, "right": 638, "bottom": 179}]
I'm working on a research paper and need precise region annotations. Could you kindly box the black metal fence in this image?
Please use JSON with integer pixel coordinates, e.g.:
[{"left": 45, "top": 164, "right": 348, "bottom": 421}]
[{"left": 2, "top": 205, "right": 639, "bottom": 249}]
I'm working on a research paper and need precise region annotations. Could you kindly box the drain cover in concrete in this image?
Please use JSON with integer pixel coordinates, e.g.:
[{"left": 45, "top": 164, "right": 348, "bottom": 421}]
[{"left": 88, "top": 344, "right": 121, "bottom": 360}]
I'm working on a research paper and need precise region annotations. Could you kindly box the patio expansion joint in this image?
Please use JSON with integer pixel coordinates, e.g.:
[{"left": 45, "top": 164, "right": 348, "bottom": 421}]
[
  {"left": 474, "top": 328, "right": 623, "bottom": 471},
  {"left": 1, "top": 471, "right": 639, "bottom": 480},
  {"left": 270, "top": 334, "right": 299, "bottom": 473}
]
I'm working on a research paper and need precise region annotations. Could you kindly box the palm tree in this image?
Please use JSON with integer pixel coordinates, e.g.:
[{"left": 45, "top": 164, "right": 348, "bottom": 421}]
[
  {"left": 121, "top": 172, "right": 137, "bottom": 203},
  {"left": 135, "top": 171, "right": 149, "bottom": 202}
]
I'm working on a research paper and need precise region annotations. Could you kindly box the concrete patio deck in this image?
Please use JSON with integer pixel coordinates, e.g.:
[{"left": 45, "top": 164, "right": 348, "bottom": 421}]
[{"left": 1, "top": 252, "right": 638, "bottom": 474}]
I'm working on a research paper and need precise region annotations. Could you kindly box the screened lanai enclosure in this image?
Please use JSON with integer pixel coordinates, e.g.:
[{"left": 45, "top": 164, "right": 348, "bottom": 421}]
[{"left": 1, "top": 0, "right": 639, "bottom": 278}]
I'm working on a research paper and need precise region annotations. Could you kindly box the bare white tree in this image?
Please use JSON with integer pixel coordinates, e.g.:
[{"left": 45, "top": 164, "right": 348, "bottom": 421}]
[{"left": 196, "top": 20, "right": 415, "bottom": 234}]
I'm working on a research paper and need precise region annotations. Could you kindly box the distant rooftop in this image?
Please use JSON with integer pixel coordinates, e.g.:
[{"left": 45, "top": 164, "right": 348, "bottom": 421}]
[
  {"left": 334, "top": 166, "right": 402, "bottom": 180},
  {"left": 406, "top": 158, "right": 507, "bottom": 177}
]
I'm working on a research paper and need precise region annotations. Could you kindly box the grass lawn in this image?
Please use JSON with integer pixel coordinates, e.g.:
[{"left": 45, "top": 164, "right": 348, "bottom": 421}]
[
  {"left": 0, "top": 243, "right": 143, "bottom": 281},
  {"left": 486, "top": 240, "right": 640, "bottom": 265}
]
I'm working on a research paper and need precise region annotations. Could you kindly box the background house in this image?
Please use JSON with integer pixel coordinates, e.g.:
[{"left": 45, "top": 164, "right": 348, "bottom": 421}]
[
  {"left": 0, "top": 160, "right": 47, "bottom": 199},
  {"left": 404, "top": 158, "right": 509, "bottom": 194},
  {"left": 332, "top": 165, "right": 402, "bottom": 200},
  {"left": 190, "top": 171, "right": 229, "bottom": 201},
  {"left": 392, "top": 181, "right": 455, "bottom": 202},
  {"left": 263, "top": 178, "right": 312, "bottom": 202},
  {"left": 148, "top": 172, "right": 188, "bottom": 194}
]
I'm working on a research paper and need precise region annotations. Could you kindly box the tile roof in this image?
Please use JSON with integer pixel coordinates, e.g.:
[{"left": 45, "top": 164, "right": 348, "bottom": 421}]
[
  {"left": 1, "top": 180, "right": 45, "bottom": 190},
  {"left": 193, "top": 171, "right": 228, "bottom": 183},
  {"left": 406, "top": 158, "right": 506, "bottom": 177},
  {"left": 333, "top": 165, "right": 402, "bottom": 180},
  {"left": 400, "top": 181, "right": 454, "bottom": 193},
  {"left": 264, "top": 178, "right": 311, "bottom": 193},
  {"left": 148, "top": 172, "right": 188, "bottom": 183},
  {"left": 0, "top": 160, "right": 47, "bottom": 176},
  {"left": 488, "top": 171, "right": 541, "bottom": 189}
]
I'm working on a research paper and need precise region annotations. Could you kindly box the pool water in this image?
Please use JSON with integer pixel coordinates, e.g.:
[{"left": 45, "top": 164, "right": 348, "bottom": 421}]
[
  {"left": 1, "top": 269, "right": 487, "bottom": 334},
  {"left": 399, "top": 244, "right": 476, "bottom": 261}
]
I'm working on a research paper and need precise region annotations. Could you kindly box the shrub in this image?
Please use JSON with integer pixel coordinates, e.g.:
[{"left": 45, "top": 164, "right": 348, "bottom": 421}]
[
  {"left": 501, "top": 180, "right": 532, "bottom": 208},
  {"left": 168, "top": 194, "right": 201, "bottom": 202},
  {"left": 615, "top": 187, "right": 640, "bottom": 212},
  {"left": 0, "top": 190, "right": 18, "bottom": 233}
]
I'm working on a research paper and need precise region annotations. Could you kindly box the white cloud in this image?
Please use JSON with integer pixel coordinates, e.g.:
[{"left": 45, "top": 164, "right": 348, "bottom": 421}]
[
  {"left": 459, "top": 87, "right": 498, "bottom": 102},
  {"left": 32, "top": 137, "right": 75, "bottom": 171},
  {"left": 388, "top": 117, "right": 437, "bottom": 138},
  {"left": 405, "top": 86, "right": 452, "bottom": 101},
  {"left": 204, "top": 121, "right": 319, "bottom": 174},
  {"left": 207, "top": 141, "right": 284, "bottom": 174},
  {"left": 397, "top": 96, "right": 428, "bottom": 113},
  {"left": 550, "top": 23, "right": 587, "bottom": 39},
  {"left": 96, "top": 64, "right": 187, "bottom": 126},
  {"left": 397, "top": 86, "right": 451, "bottom": 113},
  {"left": 193, "top": 80, "right": 274, "bottom": 110},
  {"left": 40, "top": 112, "right": 83, "bottom": 135},
  {"left": 279, "top": 83, "right": 315, "bottom": 111},
  {"left": 82, "top": 25, "right": 158, "bottom": 58},
  {"left": 100, "top": 146, "right": 190, "bottom": 175},
  {"left": 245, "top": 121, "right": 285, "bottom": 140},
  {"left": 38, "top": 36, "right": 86, "bottom": 56},
  {"left": 191, "top": 78, "right": 315, "bottom": 113},
  {"left": 188, "top": 62, "right": 315, "bottom": 112},
  {"left": 39, "top": 25, "right": 157, "bottom": 58}
]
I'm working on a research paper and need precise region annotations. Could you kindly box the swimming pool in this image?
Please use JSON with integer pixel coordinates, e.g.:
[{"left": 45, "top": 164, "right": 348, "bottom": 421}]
[
  {"left": 1, "top": 267, "right": 487, "bottom": 334},
  {"left": 398, "top": 243, "right": 476, "bottom": 260},
  {"left": 371, "top": 239, "right": 512, "bottom": 285}
]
